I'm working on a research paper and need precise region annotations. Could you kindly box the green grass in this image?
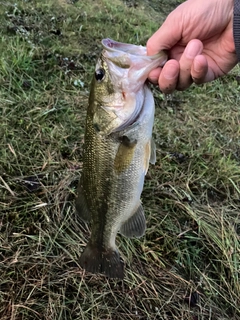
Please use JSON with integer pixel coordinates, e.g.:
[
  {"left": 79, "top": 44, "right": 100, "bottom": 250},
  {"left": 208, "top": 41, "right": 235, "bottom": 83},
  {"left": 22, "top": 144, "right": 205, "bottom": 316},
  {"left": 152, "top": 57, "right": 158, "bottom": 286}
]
[{"left": 0, "top": 0, "right": 240, "bottom": 319}]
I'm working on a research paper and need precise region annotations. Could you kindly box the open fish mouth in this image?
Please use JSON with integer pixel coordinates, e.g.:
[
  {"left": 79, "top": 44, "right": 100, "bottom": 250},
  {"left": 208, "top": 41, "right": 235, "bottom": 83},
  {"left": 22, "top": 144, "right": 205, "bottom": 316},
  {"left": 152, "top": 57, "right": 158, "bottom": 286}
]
[
  {"left": 95, "top": 38, "right": 168, "bottom": 135},
  {"left": 102, "top": 38, "right": 168, "bottom": 62},
  {"left": 102, "top": 38, "right": 148, "bottom": 56},
  {"left": 101, "top": 38, "right": 167, "bottom": 85}
]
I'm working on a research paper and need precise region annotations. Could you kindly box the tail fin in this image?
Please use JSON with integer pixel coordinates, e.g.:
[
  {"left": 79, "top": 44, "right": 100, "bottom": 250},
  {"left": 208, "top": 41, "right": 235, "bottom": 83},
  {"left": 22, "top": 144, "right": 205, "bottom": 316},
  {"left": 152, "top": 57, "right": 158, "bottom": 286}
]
[{"left": 79, "top": 243, "right": 124, "bottom": 279}]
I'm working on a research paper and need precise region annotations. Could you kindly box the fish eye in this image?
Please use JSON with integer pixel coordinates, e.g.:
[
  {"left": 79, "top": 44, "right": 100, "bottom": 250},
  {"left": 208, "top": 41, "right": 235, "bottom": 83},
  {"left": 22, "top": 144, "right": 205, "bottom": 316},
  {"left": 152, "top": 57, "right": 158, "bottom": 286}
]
[{"left": 95, "top": 68, "right": 105, "bottom": 82}]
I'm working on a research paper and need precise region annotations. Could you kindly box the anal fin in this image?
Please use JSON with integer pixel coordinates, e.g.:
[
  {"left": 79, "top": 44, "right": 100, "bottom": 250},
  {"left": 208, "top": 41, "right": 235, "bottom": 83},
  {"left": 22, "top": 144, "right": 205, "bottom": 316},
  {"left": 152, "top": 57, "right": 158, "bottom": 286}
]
[
  {"left": 79, "top": 243, "right": 124, "bottom": 279},
  {"left": 120, "top": 203, "right": 146, "bottom": 238},
  {"left": 75, "top": 182, "right": 91, "bottom": 222}
]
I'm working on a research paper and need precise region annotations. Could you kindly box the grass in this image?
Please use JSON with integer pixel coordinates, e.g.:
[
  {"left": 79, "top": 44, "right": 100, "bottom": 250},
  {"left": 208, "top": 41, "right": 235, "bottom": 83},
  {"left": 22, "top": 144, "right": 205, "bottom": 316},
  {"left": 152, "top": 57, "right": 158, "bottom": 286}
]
[{"left": 0, "top": 0, "right": 240, "bottom": 319}]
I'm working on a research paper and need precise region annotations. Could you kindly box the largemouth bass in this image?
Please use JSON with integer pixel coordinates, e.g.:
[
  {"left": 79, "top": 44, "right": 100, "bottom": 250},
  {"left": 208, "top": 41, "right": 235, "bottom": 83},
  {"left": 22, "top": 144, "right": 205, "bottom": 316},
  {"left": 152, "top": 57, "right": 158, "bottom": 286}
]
[{"left": 76, "top": 38, "right": 167, "bottom": 279}]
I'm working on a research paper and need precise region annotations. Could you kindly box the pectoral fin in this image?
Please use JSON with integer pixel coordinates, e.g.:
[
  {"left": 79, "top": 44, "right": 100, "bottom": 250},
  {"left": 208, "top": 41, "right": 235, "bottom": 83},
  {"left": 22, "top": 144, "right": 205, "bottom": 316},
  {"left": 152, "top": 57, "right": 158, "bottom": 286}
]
[
  {"left": 150, "top": 138, "right": 156, "bottom": 164},
  {"left": 114, "top": 135, "right": 137, "bottom": 174},
  {"left": 144, "top": 138, "right": 156, "bottom": 174},
  {"left": 75, "top": 182, "right": 91, "bottom": 222},
  {"left": 120, "top": 203, "right": 146, "bottom": 238}
]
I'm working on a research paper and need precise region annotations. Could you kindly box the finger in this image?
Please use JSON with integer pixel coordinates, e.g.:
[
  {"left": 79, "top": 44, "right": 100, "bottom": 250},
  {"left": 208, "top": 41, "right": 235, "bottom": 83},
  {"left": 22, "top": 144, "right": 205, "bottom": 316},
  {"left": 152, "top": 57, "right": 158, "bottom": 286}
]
[
  {"left": 191, "top": 55, "right": 215, "bottom": 84},
  {"left": 147, "top": 13, "right": 181, "bottom": 55},
  {"left": 177, "top": 39, "right": 203, "bottom": 91},
  {"left": 148, "top": 67, "right": 162, "bottom": 85},
  {"left": 158, "top": 60, "right": 180, "bottom": 94}
]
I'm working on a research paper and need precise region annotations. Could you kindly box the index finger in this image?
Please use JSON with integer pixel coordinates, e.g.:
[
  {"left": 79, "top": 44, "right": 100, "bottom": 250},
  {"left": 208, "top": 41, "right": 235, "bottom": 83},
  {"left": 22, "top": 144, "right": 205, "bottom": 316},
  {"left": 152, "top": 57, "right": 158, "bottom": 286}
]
[{"left": 146, "top": 12, "right": 182, "bottom": 55}]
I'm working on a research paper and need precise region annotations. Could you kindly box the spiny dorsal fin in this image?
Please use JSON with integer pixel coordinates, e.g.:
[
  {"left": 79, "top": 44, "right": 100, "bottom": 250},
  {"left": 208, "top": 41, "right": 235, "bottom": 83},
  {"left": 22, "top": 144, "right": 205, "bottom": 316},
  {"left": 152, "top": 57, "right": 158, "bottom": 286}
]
[{"left": 120, "top": 203, "right": 146, "bottom": 238}]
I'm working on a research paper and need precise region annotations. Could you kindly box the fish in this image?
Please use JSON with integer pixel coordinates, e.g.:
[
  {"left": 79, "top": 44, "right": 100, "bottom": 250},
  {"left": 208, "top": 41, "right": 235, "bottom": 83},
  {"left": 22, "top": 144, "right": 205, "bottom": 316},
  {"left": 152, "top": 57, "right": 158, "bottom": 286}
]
[{"left": 76, "top": 38, "right": 167, "bottom": 279}]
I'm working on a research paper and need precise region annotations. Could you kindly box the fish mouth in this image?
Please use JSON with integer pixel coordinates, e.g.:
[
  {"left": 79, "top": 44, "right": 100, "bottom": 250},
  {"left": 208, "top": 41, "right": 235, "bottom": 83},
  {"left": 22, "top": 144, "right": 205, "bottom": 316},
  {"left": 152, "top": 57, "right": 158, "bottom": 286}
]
[
  {"left": 102, "top": 38, "right": 147, "bottom": 56},
  {"left": 102, "top": 38, "right": 167, "bottom": 62},
  {"left": 99, "top": 39, "right": 167, "bottom": 135},
  {"left": 101, "top": 38, "right": 167, "bottom": 81}
]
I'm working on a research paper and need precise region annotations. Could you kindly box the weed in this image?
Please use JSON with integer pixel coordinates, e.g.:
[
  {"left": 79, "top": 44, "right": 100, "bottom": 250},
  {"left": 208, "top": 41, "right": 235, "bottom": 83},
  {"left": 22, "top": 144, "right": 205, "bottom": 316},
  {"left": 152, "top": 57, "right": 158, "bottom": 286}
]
[{"left": 0, "top": 0, "right": 239, "bottom": 319}]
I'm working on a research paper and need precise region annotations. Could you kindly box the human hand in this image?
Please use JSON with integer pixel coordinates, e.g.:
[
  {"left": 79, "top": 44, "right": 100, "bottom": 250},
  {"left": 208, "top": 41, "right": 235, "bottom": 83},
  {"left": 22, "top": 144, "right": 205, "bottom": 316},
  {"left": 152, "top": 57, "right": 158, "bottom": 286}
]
[{"left": 147, "top": 0, "right": 238, "bottom": 93}]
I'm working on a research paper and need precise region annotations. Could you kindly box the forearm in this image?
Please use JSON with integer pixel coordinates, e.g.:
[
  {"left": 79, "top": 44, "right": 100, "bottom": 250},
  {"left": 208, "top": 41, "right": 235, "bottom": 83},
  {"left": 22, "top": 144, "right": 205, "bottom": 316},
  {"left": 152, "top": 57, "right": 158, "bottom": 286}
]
[{"left": 233, "top": 0, "right": 240, "bottom": 60}]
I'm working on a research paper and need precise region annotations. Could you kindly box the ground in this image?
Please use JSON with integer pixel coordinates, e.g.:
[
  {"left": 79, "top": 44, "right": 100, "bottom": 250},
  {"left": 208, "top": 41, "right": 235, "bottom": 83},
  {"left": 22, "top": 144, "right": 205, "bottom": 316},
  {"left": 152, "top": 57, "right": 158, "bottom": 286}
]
[{"left": 0, "top": 0, "right": 240, "bottom": 319}]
